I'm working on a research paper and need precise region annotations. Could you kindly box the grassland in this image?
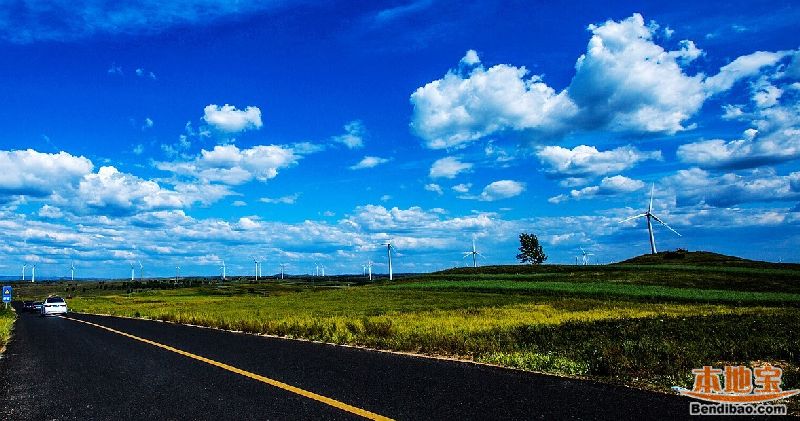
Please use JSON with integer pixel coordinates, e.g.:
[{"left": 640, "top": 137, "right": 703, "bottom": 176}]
[
  {"left": 10, "top": 252, "right": 800, "bottom": 410},
  {"left": 0, "top": 306, "right": 14, "bottom": 352}
]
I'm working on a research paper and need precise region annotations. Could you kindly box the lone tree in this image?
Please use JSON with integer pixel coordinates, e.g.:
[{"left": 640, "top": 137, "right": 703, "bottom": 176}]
[{"left": 516, "top": 232, "right": 547, "bottom": 264}]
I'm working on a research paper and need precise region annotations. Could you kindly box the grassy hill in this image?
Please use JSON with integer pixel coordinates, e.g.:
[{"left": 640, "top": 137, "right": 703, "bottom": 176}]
[{"left": 616, "top": 249, "right": 799, "bottom": 268}]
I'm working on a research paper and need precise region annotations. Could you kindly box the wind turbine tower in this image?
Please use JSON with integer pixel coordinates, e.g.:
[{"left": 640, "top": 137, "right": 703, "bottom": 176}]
[
  {"left": 130, "top": 263, "right": 135, "bottom": 281},
  {"left": 252, "top": 257, "right": 259, "bottom": 281},
  {"left": 221, "top": 260, "right": 226, "bottom": 281},
  {"left": 22, "top": 263, "right": 27, "bottom": 281},
  {"left": 462, "top": 238, "right": 483, "bottom": 268},
  {"left": 620, "top": 184, "right": 681, "bottom": 254},
  {"left": 71, "top": 261, "right": 75, "bottom": 281},
  {"left": 138, "top": 261, "right": 143, "bottom": 281},
  {"left": 32, "top": 264, "right": 36, "bottom": 283},
  {"left": 367, "top": 260, "right": 373, "bottom": 281},
  {"left": 279, "top": 263, "right": 286, "bottom": 280},
  {"left": 385, "top": 242, "right": 396, "bottom": 281},
  {"left": 580, "top": 247, "right": 594, "bottom": 266}
]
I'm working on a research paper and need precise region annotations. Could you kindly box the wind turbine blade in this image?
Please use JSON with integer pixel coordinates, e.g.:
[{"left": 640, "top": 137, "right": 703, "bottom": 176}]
[
  {"left": 619, "top": 213, "right": 647, "bottom": 223},
  {"left": 650, "top": 214, "right": 681, "bottom": 236},
  {"left": 648, "top": 183, "right": 654, "bottom": 213}
]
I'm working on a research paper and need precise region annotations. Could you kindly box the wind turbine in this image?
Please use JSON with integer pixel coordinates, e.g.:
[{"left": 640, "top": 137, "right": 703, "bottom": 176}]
[
  {"left": 384, "top": 242, "right": 396, "bottom": 281},
  {"left": 320, "top": 264, "right": 325, "bottom": 277},
  {"left": 138, "top": 261, "right": 143, "bottom": 280},
  {"left": 70, "top": 261, "right": 75, "bottom": 281},
  {"left": 175, "top": 266, "right": 180, "bottom": 283},
  {"left": 580, "top": 247, "right": 594, "bottom": 266},
  {"left": 252, "top": 257, "right": 259, "bottom": 281},
  {"left": 130, "top": 263, "right": 135, "bottom": 281},
  {"left": 367, "top": 260, "right": 373, "bottom": 281},
  {"left": 462, "top": 238, "right": 484, "bottom": 268},
  {"left": 221, "top": 260, "right": 226, "bottom": 281},
  {"left": 22, "top": 263, "right": 27, "bottom": 281},
  {"left": 314, "top": 262, "right": 319, "bottom": 277},
  {"left": 31, "top": 264, "right": 36, "bottom": 283},
  {"left": 279, "top": 263, "right": 286, "bottom": 280},
  {"left": 620, "top": 184, "right": 681, "bottom": 254}
]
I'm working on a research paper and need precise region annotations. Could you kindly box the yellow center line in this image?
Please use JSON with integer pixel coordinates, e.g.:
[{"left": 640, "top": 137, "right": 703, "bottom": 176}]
[{"left": 60, "top": 316, "right": 393, "bottom": 421}]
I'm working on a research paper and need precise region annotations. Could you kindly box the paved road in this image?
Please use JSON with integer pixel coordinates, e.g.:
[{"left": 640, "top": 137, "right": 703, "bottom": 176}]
[{"left": 0, "top": 305, "right": 699, "bottom": 420}]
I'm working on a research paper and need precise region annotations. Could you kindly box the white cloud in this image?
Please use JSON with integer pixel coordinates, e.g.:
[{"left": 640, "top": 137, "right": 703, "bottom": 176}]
[
  {"left": 469, "top": 180, "right": 526, "bottom": 201},
  {"left": 451, "top": 183, "right": 471, "bottom": 193},
  {"left": 232, "top": 200, "right": 247, "bottom": 207},
  {"left": 350, "top": 156, "right": 389, "bottom": 170},
  {"left": 666, "top": 167, "right": 800, "bottom": 207},
  {"left": 568, "top": 14, "right": 705, "bottom": 134},
  {"left": 259, "top": 193, "right": 300, "bottom": 204},
  {"left": 549, "top": 175, "right": 645, "bottom": 203},
  {"left": 409, "top": 14, "right": 714, "bottom": 148},
  {"left": 677, "top": 79, "right": 800, "bottom": 169},
  {"left": 203, "top": 104, "right": 263, "bottom": 133},
  {"left": 703, "top": 51, "right": 790, "bottom": 95},
  {"left": 38, "top": 205, "right": 63, "bottom": 219},
  {"left": 429, "top": 156, "right": 473, "bottom": 178},
  {"left": 424, "top": 183, "right": 443, "bottom": 195},
  {"left": 78, "top": 166, "right": 188, "bottom": 215},
  {"left": 332, "top": 120, "right": 366, "bottom": 149},
  {"left": 0, "top": 149, "right": 93, "bottom": 197},
  {"left": 460, "top": 49, "right": 480, "bottom": 66},
  {"left": 157, "top": 144, "right": 301, "bottom": 185},
  {"left": 410, "top": 52, "right": 576, "bottom": 149},
  {"left": 536, "top": 144, "right": 661, "bottom": 178}
]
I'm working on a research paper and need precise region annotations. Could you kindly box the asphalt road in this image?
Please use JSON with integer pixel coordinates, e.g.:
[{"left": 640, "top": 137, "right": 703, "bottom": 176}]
[{"left": 0, "top": 304, "right": 701, "bottom": 420}]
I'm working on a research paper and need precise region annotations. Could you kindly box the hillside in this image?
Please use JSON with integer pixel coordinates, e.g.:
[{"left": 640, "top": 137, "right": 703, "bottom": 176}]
[{"left": 615, "top": 250, "right": 799, "bottom": 269}]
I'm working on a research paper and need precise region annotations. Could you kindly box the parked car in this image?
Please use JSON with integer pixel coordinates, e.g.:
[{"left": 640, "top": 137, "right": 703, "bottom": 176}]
[
  {"left": 40, "top": 296, "right": 68, "bottom": 316},
  {"left": 22, "top": 301, "right": 35, "bottom": 312},
  {"left": 32, "top": 301, "right": 43, "bottom": 312}
]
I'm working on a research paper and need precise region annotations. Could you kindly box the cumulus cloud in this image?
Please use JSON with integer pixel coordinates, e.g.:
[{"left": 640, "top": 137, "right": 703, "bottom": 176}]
[
  {"left": 410, "top": 14, "right": 717, "bottom": 148},
  {"left": 666, "top": 167, "right": 800, "bottom": 207},
  {"left": 157, "top": 144, "right": 301, "bottom": 185},
  {"left": 0, "top": 149, "right": 93, "bottom": 197},
  {"left": 410, "top": 52, "right": 576, "bottom": 149},
  {"left": 548, "top": 175, "right": 645, "bottom": 203},
  {"left": 350, "top": 156, "right": 389, "bottom": 170},
  {"left": 429, "top": 156, "right": 473, "bottom": 178},
  {"left": 424, "top": 183, "right": 443, "bottom": 195},
  {"left": 203, "top": 104, "right": 263, "bottom": 133},
  {"left": 466, "top": 180, "right": 525, "bottom": 201},
  {"left": 259, "top": 193, "right": 300, "bottom": 204},
  {"left": 536, "top": 144, "right": 661, "bottom": 179},
  {"left": 332, "top": 120, "right": 366, "bottom": 149},
  {"left": 77, "top": 166, "right": 190, "bottom": 215},
  {"left": 703, "top": 51, "right": 791, "bottom": 95},
  {"left": 677, "top": 77, "right": 800, "bottom": 169},
  {"left": 451, "top": 183, "right": 471, "bottom": 193}
]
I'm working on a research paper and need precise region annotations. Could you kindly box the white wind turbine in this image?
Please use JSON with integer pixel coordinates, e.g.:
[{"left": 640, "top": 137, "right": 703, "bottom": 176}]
[
  {"left": 22, "top": 263, "right": 27, "bottom": 281},
  {"left": 31, "top": 264, "right": 36, "bottom": 283},
  {"left": 462, "top": 238, "right": 484, "bottom": 268},
  {"left": 384, "top": 241, "right": 397, "bottom": 281},
  {"left": 620, "top": 184, "right": 681, "bottom": 254},
  {"left": 252, "top": 257, "right": 259, "bottom": 281},
  {"left": 580, "top": 247, "right": 594, "bottom": 266},
  {"left": 138, "top": 261, "right": 143, "bottom": 280},
  {"left": 70, "top": 261, "right": 75, "bottom": 281},
  {"left": 175, "top": 266, "right": 180, "bottom": 283},
  {"left": 279, "top": 263, "right": 286, "bottom": 280},
  {"left": 367, "top": 260, "right": 373, "bottom": 281},
  {"left": 320, "top": 264, "right": 325, "bottom": 277},
  {"left": 130, "top": 263, "right": 135, "bottom": 281},
  {"left": 314, "top": 262, "right": 319, "bottom": 277},
  {"left": 221, "top": 260, "right": 226, "bottom": 281}
]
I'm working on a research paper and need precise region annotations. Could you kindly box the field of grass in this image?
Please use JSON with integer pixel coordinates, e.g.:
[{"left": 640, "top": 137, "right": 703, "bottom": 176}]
[
  {"left": 9, "top": 255, "right": 800, "bottom": 411},
  {"left": 0, "top": 306, "right": 14, "bottom": 351}
]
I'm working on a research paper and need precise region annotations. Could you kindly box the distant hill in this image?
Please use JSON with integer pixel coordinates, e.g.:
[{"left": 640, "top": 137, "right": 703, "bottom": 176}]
[{"left": 615, "top": 250, "right": 799, "bottom": 269}]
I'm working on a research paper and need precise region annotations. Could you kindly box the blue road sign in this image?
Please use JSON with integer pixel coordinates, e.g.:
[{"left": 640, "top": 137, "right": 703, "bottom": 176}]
[{"left": 2, "top": 286, "right": 11, "bottom": 303}]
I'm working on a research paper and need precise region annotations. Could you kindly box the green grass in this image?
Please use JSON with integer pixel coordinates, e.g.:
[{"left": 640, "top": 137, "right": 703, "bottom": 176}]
[
  {"left": 0, "top": 306, "right": 14, "bottom": 351},
  {"left": 11, "top": 258, "right": 800, "bottom": 413},
  {"left": 389, "top": 279, "right": 800, "bottom": 303}
]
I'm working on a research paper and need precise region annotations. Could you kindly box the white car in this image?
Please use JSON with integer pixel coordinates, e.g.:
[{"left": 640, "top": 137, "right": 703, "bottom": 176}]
[{"left": 40, "top": 296, "right": 68, "bottom": 316}]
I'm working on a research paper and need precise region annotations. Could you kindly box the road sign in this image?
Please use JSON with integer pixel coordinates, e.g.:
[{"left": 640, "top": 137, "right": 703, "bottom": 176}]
[{"left": 2, "top": 286, "right": 11, "bottom": 305}]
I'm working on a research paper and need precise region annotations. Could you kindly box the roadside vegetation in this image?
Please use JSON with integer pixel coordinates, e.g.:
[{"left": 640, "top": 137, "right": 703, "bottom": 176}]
[
  {"left": 0, "top": 306, "right": 14, "bottom": 351},
  {"left": 11, "top": 251, "right": 800, "bottom": 411}
]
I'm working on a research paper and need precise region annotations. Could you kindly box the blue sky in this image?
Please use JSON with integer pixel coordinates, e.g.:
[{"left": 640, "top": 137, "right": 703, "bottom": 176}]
[{"left": 1, "top": 0, "right": 799, "bottom": 278}]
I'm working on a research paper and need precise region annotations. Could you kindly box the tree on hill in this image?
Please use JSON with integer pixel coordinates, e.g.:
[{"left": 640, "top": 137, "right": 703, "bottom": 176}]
[{"left": 516, "top": 232, "right": 547, "bottom": 265}]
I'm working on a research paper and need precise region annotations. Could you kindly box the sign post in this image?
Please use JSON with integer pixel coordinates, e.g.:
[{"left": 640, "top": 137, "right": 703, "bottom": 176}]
[{"left": 1, "top": 286, "right": 11, "bottom": 310}]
